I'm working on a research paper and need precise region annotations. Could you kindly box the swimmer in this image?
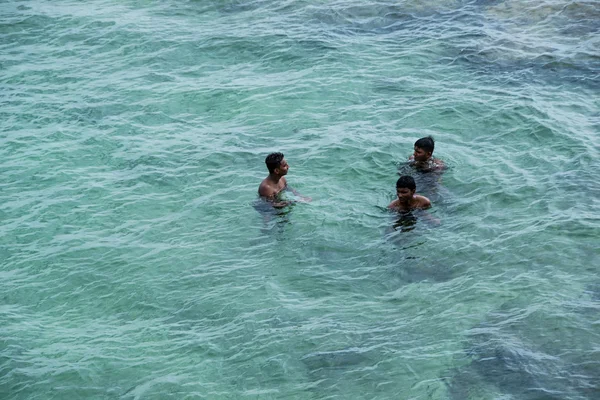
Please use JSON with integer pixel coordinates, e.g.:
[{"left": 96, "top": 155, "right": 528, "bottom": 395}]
[
  {"left": 258, "top": 152, "right": 310, "bottom": 208},
  {"left": 409, "top": 136, "right": 445, "bottom": 171},
  {"left": 388, "top": 176, "right": 431, "bottom": 211}
]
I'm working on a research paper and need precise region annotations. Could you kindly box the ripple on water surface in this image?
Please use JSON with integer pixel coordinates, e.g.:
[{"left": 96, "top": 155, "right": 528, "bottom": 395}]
[{"left": 1, "top": 0, "right": 599, "bottom": 399}]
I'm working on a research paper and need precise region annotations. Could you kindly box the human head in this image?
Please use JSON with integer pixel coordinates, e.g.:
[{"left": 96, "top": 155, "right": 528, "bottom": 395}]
[
  {"left": 396, "top": 176, "right": 416, "bottom": 191},
  {"left": 413, "top": 136, "right": 435, "bottom": 162},
  {"left": 396, "top": 175, "right": 416, "bottom": 201},
  {"left": 265, "top": 152, "right": 288, "bottom": 175}
]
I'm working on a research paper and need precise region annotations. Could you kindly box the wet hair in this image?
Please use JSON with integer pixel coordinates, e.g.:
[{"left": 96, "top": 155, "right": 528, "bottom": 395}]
[
  {"left": 414, "top": 136, "right": 435, "bottom": 153},
  {"left": 396, "top": 175, "right": 416, "bottom": 191},
  {"left": 265, "top": 152, "right": 284, "bottom": 173}
]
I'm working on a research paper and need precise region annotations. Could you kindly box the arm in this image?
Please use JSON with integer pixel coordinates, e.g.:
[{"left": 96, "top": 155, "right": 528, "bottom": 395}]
[
  {"left": 415, "top": 198, "right": 440, "bottom": 225},
  {"left": 285, "top": 183, "right": 311, "bottom": 202},
  {"left": 419, "top": 197, "right": 431, "bottom": 210}
]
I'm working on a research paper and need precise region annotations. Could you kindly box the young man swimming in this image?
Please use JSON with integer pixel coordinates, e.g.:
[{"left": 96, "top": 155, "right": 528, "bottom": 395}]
[
  {"left": 258, "top": 152, "right": 310, "bottom": 208},
  {"left": 388, "top": 175, "right": 431, "bottom": 211},
  {"left": 409, "top": 136, "right": 445, "bottom": 171}
]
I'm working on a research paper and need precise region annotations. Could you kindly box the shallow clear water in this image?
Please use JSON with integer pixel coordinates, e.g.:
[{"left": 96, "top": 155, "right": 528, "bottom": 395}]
[{"left": 1, "top": 0, "right": 599, "bottom": 399}]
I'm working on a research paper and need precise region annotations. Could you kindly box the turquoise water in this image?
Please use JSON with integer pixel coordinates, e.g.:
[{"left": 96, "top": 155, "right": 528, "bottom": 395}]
[{"left": 1, "top": 0, "right": 599, "bottom": 398}]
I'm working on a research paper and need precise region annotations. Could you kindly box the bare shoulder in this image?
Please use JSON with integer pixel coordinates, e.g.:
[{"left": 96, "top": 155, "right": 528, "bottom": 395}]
[
  {"left": 415, "top": 195, "right": 431, "bottom": 209},
  {"left": 258, "top": 179, "right": 275, "bottom": 198},
  {"left": 388, "top": 199, "right": 399, "bottom": 209}
]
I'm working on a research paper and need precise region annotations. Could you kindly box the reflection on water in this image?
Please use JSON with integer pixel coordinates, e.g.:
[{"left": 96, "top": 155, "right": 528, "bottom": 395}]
[
  {"left": 382, "top": 208, "right": 453, "bottom": 283},
  {"left": 386, "top": 208, "right": 441, "bottom": 236},
  {"left": 253, "top": 198, "right": 294, "bottom": 237},
  {"left": 392, "top": 211, "right": 418, "bottom": 233}
]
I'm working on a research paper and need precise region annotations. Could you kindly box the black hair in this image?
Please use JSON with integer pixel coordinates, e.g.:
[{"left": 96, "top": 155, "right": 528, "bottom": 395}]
[
  {"left": 414, "top": 136, "right": 435, "bottom": 153},
  {"left": 265, "top": 152, "right": 284, "bottom": 173},
  {"left": 396, "top": 175, "right": 416, "bottom": 190}
]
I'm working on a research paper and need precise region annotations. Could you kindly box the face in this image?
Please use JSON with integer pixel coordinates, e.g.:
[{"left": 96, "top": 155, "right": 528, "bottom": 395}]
[
  {"left": 396, "top": 187, "right": 415, "bottom": 202},
  {"left": 413, "top": 146, "right": 432, "bottom": 162},
  {"left": 275, "top": 159, "right": 289, "bottom": 176}
]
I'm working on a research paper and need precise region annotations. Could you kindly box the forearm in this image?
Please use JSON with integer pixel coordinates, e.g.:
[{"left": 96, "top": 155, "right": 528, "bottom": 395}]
[
  {"left": 286, "top": 185, "right": 311, "bottom": 202},
  {"left": 286, "top": 184, "right": 301, "bottom": 196}
]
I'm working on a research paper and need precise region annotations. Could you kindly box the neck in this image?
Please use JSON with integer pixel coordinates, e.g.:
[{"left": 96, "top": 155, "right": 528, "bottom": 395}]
[{"left": 269, "top": 173, "right": 282, "bottom": 183}]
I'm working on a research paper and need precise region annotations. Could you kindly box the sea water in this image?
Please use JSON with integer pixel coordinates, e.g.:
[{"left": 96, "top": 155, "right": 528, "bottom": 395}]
[{"left": 1, "top": 0, "right": 599, "bottom": 399}]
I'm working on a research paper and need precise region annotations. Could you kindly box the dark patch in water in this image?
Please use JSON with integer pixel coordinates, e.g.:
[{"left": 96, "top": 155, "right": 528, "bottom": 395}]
[
  {"left": 301, "top": 348, "right": 370, "bottom": 371},
  {"left": 412, "top": 0, "right": 600, "bottom": 90},
  {"left": 252, "top": 198, "right": 294, "bottom": 238},
  {"left": 557, "top": 2, "right": 600, "bottom": 36},
  {"left": 455, "top": 52, "right": 600, "bottom": 90},
  {"left": 309, "top": 5, "right": 420, "bottom": 36},
  {"left": 397, "top": 162, "right": 447, "bottom": 203},
  {"left": 445, "top": 10, "right": 600, "bottom": 90},
  {"left": 585, "top": 283, "right": 600, "bottom": 302},
  {"left": 445, "top": 303, "right": 600, "bottom": 399},
  {"left": 397, "top": 262, "right": 455, "bottom": 283},
  {"left": 470, "top": 0, "right": 505, "bottom": 6},
  {"left": 560, "top": 21, "right": 600, "bottom": 36},
  {"left": 392, "top": 211, "right": 419, "bottom": 233},
  {"left": 216, "top": 0, "right": 270, "bottom": 14},
  {"left": 198, "top": 34, "right": 336, "bottom": 68}
]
